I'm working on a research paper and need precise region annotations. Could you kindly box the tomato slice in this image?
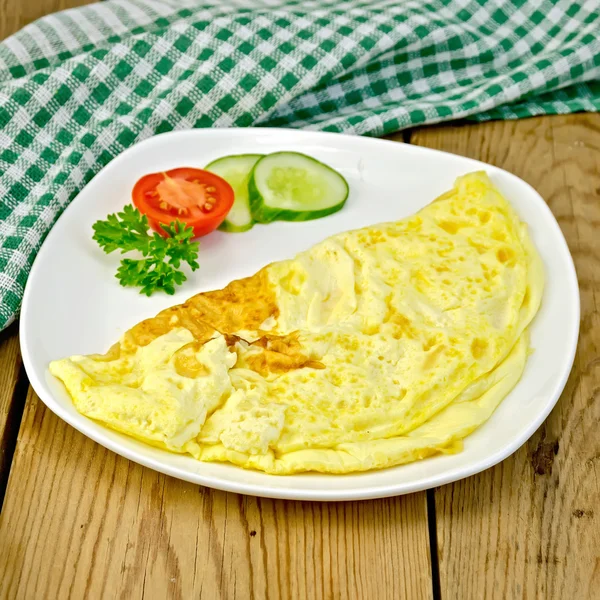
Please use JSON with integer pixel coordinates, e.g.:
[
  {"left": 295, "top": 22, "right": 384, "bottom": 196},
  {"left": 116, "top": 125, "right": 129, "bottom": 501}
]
[{"left": 132, "top": 167, "right": 234, "bottom": 238}]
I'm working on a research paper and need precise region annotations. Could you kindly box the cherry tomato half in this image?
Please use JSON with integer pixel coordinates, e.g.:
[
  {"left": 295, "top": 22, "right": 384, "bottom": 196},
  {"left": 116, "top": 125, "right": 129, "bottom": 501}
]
[{"left": 132, "top": 167, "right": 234, "bottom": 238}]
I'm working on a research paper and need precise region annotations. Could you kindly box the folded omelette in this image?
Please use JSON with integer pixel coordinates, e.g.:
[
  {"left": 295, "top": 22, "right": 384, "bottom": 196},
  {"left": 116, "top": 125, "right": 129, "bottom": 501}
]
[{"left": 50, "top": 172, "right": 544, "bottom": 474}]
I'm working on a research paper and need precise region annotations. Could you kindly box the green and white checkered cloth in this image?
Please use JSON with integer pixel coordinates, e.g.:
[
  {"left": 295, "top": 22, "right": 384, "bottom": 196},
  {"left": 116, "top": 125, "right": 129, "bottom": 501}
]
[{"left": 1, "top": 0, "right": 599, "bottom": 330}]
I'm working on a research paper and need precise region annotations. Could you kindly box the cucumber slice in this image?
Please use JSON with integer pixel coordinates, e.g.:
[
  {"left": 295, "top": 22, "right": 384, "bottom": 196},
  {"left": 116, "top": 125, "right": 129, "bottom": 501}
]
[
  {"left": 206, "top": 154, "right": 263, "bottom": 232},
  {"left": 248, "top": 152, "right": 349, "bottom": 223}
]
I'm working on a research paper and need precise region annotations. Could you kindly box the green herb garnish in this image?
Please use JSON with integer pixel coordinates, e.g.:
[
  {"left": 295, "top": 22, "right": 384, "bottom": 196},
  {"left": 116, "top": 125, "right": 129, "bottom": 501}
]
[{"left": 92, "top": 205, "right": 199, "bottom": 296}]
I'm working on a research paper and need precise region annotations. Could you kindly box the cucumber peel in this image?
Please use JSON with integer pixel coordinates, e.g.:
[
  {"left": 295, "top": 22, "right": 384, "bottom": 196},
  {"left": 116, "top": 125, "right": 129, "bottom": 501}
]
[
  {"left": 248, "top": 151, "right": 349, "bottom": 224},
  {"left": 205, "top": 154, "right": 263, "bottom": 232}
]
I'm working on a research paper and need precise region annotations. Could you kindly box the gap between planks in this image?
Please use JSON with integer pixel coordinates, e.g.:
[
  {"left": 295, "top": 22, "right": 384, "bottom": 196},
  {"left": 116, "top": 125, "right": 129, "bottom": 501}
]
[{"left": 0, "top": 325, "right": 28, "bottom": 511}]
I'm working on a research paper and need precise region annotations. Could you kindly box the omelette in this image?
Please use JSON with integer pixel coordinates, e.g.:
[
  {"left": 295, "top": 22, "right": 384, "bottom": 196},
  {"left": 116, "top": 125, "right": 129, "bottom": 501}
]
[{"left": 50, "top": 172, "right": 544, "bottom": 474}]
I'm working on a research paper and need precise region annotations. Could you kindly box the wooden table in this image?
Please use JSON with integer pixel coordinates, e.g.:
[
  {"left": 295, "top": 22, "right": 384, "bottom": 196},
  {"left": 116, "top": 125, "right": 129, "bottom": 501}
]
[{"left": 1, "top": 3, "right": 599, "bottom": 598}]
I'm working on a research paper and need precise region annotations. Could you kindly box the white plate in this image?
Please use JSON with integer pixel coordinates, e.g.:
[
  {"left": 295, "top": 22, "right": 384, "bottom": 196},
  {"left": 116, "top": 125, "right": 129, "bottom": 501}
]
[{"left": 20, "top": 128, "right": 579, "bottom": 501}]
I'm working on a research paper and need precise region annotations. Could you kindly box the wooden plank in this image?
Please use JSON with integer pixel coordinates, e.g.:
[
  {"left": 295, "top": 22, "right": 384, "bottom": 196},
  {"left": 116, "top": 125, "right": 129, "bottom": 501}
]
[
  {"left": 0, "top": 389, "right": 433, "bottom": 599},
  {"left": 412, "top": 114, "right": 600, "bottom": 599},
  {"left": 0, "top": 326, "right": 26, "bottom": 506},
  {"left": 0, "top": 0, "right": 95, "bottom": 40}
]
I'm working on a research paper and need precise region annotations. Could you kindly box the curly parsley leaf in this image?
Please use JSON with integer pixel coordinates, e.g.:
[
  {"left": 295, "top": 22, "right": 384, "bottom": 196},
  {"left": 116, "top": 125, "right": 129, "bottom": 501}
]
[
  {"left": 93, "top": 207, "right": 199, "bottom": 296},
  {"left": 92, "top": 205, "right": 152, "bottom": 255}
]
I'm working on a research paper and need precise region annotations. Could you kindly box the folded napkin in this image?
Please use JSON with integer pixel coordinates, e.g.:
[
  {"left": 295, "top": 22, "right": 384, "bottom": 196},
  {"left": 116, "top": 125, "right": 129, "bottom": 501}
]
[{"left": 1, "top": 0, "right": 598, "bottom": 330}]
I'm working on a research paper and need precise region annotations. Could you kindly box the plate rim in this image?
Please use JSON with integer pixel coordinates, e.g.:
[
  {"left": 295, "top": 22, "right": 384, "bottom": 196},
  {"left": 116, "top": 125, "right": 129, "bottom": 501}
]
[{"left": 20, "top": 128, "right": 580, "bottom": 501}]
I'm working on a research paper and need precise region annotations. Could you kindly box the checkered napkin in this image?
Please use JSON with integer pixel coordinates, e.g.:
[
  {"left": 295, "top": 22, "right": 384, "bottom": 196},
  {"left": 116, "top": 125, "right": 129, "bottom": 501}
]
[{"left": 1, "top": 0, "right": 599, "bottom": 330}]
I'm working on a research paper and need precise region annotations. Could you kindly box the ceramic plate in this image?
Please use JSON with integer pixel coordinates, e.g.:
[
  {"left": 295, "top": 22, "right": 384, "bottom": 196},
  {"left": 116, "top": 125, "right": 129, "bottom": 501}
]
[{"left": 20, "top": 128, "right": 579, "bottom": 501}]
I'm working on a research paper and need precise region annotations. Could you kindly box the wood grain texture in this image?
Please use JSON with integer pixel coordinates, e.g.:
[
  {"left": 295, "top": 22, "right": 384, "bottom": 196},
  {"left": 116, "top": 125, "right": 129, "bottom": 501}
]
[
  {"left": 0, "top": 390, "right": 433, "bottom": 599},
  {"left": 0, "top": 0, "right": 95, "bottom": 40},
  {"left": 0, "top": 325, "right": 26, "bottom": 505},
  {"left": 412, "top": 114, "right": 600, "bottom": 600}
]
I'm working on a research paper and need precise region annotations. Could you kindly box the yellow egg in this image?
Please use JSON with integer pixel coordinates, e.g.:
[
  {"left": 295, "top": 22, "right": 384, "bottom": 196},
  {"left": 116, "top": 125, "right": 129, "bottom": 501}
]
[{"left": 50, "top": 172, "right": 544, "bottom": 474}]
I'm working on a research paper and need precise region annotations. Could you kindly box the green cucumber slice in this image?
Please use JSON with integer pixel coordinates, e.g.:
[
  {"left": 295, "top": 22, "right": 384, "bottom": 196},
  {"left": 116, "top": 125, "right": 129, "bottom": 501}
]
[
  {"left": 248, "top": 152, "right": 349, "bottom": 223},
  {"left": 206, "top": 154, "right": 263, "bottom": 232}
]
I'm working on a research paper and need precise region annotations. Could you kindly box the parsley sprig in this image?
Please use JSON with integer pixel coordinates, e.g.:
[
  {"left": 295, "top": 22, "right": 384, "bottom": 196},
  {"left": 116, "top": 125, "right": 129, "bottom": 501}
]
[{"left": 92, "top": 206, "right": 199, "bottom": 296}]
